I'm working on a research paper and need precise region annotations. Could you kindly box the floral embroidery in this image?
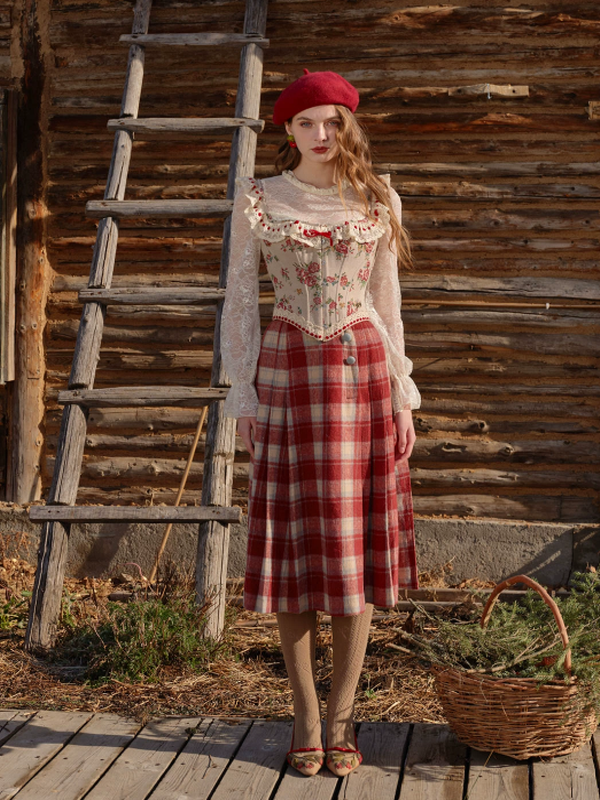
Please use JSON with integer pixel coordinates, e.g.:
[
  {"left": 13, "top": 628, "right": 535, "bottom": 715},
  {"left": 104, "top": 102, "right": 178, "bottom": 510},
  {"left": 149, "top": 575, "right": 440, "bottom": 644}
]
[{"left": 276, "top": 296, "right": 294, "bottom": 313}]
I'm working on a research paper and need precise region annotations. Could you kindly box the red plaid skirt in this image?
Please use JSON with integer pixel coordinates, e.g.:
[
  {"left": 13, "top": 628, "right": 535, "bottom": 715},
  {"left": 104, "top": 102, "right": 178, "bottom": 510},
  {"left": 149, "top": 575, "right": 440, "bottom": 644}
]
[{"left": 244, "top": 318, "right": 418, "bottom": 616}]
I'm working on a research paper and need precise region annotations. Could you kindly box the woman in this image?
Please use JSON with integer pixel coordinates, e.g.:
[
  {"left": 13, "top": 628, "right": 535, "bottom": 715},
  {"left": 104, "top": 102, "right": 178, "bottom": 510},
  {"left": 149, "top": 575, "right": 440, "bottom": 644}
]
[{"left": 220, "top": 69, "right": 421, "bottom": 777}]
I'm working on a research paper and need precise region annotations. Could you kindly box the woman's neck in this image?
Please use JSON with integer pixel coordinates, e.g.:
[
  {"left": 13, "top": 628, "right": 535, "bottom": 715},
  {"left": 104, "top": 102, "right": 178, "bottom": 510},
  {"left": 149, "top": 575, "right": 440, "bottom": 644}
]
[{"left": 292, "top": 160, "right": 337, "bottom": 189}]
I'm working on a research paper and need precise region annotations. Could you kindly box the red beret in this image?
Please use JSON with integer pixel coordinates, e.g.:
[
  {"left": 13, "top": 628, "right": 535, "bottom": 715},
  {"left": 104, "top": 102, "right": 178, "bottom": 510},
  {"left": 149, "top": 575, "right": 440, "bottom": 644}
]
[{"left": 272, "top": 68, "right": 359, "bottom": 125}]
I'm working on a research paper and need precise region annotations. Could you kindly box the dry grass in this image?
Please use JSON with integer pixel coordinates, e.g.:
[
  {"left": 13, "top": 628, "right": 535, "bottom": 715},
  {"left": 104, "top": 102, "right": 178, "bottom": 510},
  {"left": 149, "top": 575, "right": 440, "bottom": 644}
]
[{"left": 0, "top": 533, "right": 492, "bottom": 725}]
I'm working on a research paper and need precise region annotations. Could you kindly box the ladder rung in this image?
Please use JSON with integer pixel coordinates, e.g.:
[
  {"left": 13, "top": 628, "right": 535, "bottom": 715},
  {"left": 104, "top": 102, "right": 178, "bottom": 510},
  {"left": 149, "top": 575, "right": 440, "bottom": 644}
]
[
  {"left": 29, "top": 505, "right": 242, "bottom": 524},
  {"left": 58, "top": 387, "right": 228, "bottom": 408},
  {"left": 79, "top": 287, "right": 226, "bottom": 305},
  {"left": 107, "top": 117, "right": 265, "bottom": 135},
  {"left": 120, "top": 33, "right": 269, "bottom": 48},
  {"left": 86, "top": 199, "right": 233, "bottom": 219}
]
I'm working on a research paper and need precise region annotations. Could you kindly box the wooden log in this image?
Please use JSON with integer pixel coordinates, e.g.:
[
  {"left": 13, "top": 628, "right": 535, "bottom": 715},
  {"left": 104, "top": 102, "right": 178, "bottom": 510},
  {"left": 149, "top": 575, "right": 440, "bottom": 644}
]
[
  {"left": 412, "top": 494, "right": 597, "bottom": 522},
  {"left": 411, "top": 467, "right": 600, "bottom": 490},
  {"left": 0, "top": 89, "right": 17, "bottom": 384},
  {"left": 197, "top": 0, "right": 267, "bottom": 641},
  {"left": 48, "top": 456, "right": 248, "bottom": 486},
  {"left": 25, "top": 0, "right": 153, "bottom": 652},
  {"left": 423, "top": 397, "right": 600, "bottom": 418},
  {"left": 85, "top": 199, "right": 233, "bottom": 219},
  {"left": 29, "top": 505, "right": 242, "bottom": 523},
  {"left": 405, "top": 306, "right": 600, "bottom": 328},
  {"left": 74, "top": 406, "right": 236, "bottom": 432},
  {"left": 406, "top": 331, "right": 600, "bottom": 358},
  {"left": 414, "top": 438, "right": 600, "bottom": 465},
  {"left": 400, "top": 275, "right": 600, "bottom": 301},
  {"left": 8, "top": 9, "right": 50, "bottom": 503},
  {"left": 79, "top": 287, "right": 226, "bottom": 304},
  {"left": 120, "top": 32, "right": 269, "bottom": 47},
  {"left": 73, "top": 486, "right": 249, "bottom": 508},
  {"left": 74, "top": 432, "right": 247, "bottom": 454},
  {"left": 49, "top": 319, "right": 215, "bottom": 346},
  {"left": 377, "top": 160, "right": 600, "bottom": 178},
  {"left": 58, "top": 386, "right": 228, "bottom": 408},
  {"left": 413, "top": 415, "right": 600, "bottom": 437},
  {"left": 107, "top": 117, "right": 265, "bottom": 135}
]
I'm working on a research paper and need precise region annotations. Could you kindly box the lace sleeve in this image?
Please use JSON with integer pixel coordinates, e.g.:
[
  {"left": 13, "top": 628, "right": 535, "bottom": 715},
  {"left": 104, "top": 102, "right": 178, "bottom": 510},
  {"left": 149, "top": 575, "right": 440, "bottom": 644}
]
[
  {"left": 220, "top": 177, "right": 263, "bottom": 418},
  {"left": 366, "top": 186, "right": 421, "bottom": 412}
]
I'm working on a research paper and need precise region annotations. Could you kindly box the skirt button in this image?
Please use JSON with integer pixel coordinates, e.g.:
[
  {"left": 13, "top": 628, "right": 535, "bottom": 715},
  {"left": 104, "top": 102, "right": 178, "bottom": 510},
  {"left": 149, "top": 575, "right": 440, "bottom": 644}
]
[{"left": 345, "top": 356, "right": 356, "bottom": 366}]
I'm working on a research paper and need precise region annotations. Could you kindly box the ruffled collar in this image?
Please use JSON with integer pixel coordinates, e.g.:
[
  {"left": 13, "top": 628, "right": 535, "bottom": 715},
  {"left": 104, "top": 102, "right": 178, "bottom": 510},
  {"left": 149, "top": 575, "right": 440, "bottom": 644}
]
[{"left": 282, "top": 169, "right": 349, "bottom": 196}]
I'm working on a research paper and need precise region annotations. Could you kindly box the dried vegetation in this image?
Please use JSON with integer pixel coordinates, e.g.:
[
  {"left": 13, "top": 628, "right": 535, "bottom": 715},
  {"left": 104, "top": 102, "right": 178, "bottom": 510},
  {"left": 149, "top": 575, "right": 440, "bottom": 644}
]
[{"left": 0, "top": 532, "right": 493, "bottom": 724}]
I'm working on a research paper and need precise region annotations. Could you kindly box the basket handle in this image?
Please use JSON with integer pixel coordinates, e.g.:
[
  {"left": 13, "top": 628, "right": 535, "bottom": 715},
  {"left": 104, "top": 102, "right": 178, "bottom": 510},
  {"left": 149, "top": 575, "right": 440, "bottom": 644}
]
[{"left": 480, "top": 574, "right": 571, "bottom": 675}]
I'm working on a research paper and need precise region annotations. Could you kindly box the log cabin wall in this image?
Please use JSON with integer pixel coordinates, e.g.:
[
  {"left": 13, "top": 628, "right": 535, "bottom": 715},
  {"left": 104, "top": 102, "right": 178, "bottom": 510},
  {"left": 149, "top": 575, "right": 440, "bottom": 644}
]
[{"left": 34, "top": 0, "right": 600, "bottom": 522}]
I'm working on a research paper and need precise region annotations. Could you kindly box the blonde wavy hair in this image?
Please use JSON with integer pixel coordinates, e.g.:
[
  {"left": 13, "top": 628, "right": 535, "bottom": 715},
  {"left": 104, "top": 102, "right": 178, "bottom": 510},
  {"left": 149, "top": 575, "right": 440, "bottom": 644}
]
[{"left": 274, "top": 104, "right": 413, "bottom": 270}]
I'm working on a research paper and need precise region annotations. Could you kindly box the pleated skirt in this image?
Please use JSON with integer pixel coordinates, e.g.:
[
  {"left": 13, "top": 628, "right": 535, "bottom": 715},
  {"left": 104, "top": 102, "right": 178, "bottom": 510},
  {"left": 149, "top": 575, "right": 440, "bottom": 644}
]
[{"left": 244, "top": 318, "right": 418, "bottom": 616}]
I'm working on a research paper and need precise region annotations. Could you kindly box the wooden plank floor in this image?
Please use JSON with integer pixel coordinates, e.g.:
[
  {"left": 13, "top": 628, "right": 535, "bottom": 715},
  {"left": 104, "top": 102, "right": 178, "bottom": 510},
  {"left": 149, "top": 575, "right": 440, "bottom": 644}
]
[{"left": 0, "top": 710, "right": 598, "bottom": 799}]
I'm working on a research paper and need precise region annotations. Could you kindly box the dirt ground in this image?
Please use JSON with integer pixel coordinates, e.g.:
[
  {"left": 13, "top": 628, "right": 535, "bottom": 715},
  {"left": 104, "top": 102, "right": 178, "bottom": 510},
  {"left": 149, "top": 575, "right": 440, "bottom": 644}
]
[{"left": 0, "top": 533, "right": 492, "bottom": 725}]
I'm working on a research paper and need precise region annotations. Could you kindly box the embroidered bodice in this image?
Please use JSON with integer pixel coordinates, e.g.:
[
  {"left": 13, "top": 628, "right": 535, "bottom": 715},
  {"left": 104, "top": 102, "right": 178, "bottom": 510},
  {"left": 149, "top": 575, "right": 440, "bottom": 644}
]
[{"left": 220, "top": 169, "right": 421, "bottom": 418}]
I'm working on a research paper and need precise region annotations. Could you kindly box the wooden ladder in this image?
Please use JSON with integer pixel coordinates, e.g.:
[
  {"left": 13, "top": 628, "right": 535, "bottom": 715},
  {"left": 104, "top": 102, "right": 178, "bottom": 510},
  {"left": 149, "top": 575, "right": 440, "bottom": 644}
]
[{"left": 25, "top": 0, "right": 269, "bottom": 650}]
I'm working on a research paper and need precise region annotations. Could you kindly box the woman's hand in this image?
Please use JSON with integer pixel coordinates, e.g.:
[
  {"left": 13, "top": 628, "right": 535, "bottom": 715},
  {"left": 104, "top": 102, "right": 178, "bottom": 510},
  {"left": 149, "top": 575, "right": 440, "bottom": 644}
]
[
  {"left": 394, "top": 408, "right": 415, "bottom": 463},
  {"left": 238, "top": 416, "right": 258, "bottom": 457}
]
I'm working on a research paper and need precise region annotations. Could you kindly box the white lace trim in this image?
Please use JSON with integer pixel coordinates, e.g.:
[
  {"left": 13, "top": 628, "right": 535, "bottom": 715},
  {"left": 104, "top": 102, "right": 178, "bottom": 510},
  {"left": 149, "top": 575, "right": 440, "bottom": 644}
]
[
  {"left": 281, "top": 169, "right": 349, "bottom": 195},
  {"left": 237, "top": 176, "right": 390, "bottom": 246}
]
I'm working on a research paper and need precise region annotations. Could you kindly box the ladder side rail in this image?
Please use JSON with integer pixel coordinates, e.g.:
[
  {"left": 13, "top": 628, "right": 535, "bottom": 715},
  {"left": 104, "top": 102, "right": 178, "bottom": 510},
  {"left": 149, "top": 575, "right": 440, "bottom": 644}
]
[
  {"left": 196, "top": 0, "right": 269, "bottom": 639},
  {"left": 25, "top": 0, "right": 153, "bottom": 651}
]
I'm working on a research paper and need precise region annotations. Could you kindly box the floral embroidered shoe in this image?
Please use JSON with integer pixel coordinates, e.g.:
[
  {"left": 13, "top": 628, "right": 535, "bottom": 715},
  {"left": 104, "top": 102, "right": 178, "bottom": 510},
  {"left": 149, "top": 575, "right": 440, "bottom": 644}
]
[
  {"left": 286, "top": 723, "right": 325, "bottom": 777},
  {"left": 325, "top": 725, "right": 363, "bottom": 777}
]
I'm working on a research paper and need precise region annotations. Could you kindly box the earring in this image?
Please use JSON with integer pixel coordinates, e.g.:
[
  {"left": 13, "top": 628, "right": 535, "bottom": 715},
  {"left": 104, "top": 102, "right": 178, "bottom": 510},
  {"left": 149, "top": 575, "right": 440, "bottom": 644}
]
[{"left": 287, "top": 133, "right": 297, "bottom": 148}]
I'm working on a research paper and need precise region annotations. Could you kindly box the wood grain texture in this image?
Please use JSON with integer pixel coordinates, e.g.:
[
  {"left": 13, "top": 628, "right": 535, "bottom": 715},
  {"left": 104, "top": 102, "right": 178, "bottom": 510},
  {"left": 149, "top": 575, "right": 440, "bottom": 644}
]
[
  {"left": 14, "top": 713, "right": 140, "bottom": 800},
  {"left": 533, "top": 741, "right": 599, "bottom": 800},
  {"left": 107, "top": 117, "right": 265, "bottom": 134},
  {"left": 84, "top": 716, "right": 200, "bottom": 800},
  {"left": 149, "top": 718, "right": 251, "bottom": 800},
  {"left": 0, "top": 710, "right": 92, "bottom": 800},
  {"left": 210, "top": 719, "right": 291, "bottom": 800},
  {"left": 400, "top": 723, "right": 466, "bottom": 800},
  {"left": 29, "top": 503, "right": 241, "bottom": 523},
  {"left": 342, "top": 722, "right": 409, "bottom": 799},
  {"left": 85, "top": 198, "right": 233, "bottom": 219},
  {"left": 466, "top": 750, "right": 529, "bottom": 800},
  {"left": 58, "top": 386, "right": 228, "bottom": 407}
]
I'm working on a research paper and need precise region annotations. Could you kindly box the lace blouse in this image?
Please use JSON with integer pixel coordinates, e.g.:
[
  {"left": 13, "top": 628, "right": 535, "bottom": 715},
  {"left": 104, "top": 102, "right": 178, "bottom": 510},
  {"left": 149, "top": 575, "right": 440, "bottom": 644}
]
[{"left": 220, "top": 169, "right": 421, "bottom": 418}]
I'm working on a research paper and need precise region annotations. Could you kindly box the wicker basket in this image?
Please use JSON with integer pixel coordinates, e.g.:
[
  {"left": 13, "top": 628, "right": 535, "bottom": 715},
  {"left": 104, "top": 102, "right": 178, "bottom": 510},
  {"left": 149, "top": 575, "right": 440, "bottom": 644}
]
[{"left": 432, "top": 574, "right": 598, "bottom": 760}]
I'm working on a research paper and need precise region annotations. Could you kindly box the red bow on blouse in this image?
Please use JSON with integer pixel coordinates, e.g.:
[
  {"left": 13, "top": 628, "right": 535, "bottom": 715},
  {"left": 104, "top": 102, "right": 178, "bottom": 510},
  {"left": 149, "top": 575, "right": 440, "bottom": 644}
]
[{"left": 303, "top": 228, "right": 332, "bottom": 240}]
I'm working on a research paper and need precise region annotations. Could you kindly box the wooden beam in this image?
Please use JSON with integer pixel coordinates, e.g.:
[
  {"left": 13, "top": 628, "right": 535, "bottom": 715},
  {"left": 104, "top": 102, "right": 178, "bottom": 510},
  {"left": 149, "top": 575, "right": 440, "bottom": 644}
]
[
  {"left": 78, "top": 287, "right": 225, "bottom": 305},
  {"left": 119, "top": 32, "right": 269, "bottom": 47},
  {"left": 8, "top": 2, "right": 51, "bottom": 503},
  {"left": 107, "top": 117, "right": 265, "bottom": 135},
  {"left": 0, "top": 89, "right": 17, "bottom": 384},
  {"left": 29, "top": 505, "right": 242, "bottom": 523},
  {"left": 58, "top": 386, "right": 228, "bottom": 408},
  {"left": 85, "top": 199, "right": 233, "bottom": 219}
]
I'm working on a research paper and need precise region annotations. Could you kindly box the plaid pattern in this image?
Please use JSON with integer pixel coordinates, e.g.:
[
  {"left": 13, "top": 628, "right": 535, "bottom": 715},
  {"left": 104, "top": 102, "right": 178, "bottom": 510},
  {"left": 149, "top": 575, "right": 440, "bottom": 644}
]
[{"left": 244, "top": 319, "right": 419, "bottom": 616}]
